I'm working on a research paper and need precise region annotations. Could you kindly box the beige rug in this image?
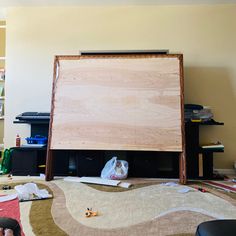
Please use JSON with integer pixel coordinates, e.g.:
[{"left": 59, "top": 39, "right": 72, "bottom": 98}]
[{"left": 1, "top": 176, "right": 236, "bottom": 236}]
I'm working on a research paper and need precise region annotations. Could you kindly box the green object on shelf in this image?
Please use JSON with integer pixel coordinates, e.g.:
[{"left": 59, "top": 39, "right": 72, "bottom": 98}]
[{"left": 0, "top": 148, "right": 13, "bottom": 174}]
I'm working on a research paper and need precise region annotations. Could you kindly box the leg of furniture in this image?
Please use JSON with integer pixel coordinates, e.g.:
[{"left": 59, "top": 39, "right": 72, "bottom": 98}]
[
  {"left": 185, "top": 123, "right": 200, "bottom": 179},
  {"left": 203, "top": 152, "right": 213, "bottom": 179},
  {"left": 45, "top": 149, "right": 54, "bottom": 181},
  {"left": 198, "top": 153, "right": 204, "bottom": 177},
  {"left": 179, "top": 151, "right": 186, "bottom": 184}
]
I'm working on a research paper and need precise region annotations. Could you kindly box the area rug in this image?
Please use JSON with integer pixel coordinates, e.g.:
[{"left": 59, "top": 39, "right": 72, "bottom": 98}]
[{"left": 0, "top": 177, "right": 236, "bottom": 236}]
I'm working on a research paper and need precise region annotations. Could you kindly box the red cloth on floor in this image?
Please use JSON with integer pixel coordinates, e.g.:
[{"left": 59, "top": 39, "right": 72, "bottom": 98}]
[{"left": 0, "top": 197, "right": 25, "bottom": 236}]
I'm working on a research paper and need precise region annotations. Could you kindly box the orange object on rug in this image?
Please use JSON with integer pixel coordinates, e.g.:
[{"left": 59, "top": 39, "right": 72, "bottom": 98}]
[{"left": 0, "top": 197, "right": 25, "bottom": 236}]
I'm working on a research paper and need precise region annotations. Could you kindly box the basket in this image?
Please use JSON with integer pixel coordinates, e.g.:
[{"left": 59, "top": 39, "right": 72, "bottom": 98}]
[{"left": 25, "top": 135, "right": 48, "bottom": 144}]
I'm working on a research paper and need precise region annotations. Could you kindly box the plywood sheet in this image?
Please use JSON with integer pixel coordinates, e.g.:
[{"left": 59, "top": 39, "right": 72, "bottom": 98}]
[{"left": 50, "top": 55, "right": 183, "bottom": 151}]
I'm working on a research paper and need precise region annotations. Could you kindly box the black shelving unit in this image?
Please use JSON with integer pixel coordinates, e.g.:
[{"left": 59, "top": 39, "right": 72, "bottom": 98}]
[
  {"left": 12, "top": 116, "right": 223, "bottom": 179},
  {"left": 11, "top": 147, "right": 47, "bottom": 176},
  {"left": 185, "top": 119, "right": 224, "bottom": 179},
  {"left": 12, "top": 118, "right": 105, "bottom": 176},
  {"left": 12, "top": 118, "right": 50, "bottom": 176}
]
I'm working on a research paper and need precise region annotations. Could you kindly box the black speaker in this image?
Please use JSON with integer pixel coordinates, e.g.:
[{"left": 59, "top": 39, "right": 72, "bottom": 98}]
[{"left": 53, "top": 150, "right": 70, "bottom": 176}]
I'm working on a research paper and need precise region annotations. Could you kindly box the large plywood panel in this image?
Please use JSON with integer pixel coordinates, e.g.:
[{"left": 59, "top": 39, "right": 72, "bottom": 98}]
[{"left": 50, "top": 55, "right": 183, "bottom": 151}]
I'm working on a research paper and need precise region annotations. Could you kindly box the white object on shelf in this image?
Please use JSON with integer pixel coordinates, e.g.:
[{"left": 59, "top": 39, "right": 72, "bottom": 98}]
[
  {"left": 21, "top": 144, "right": 46, "bottom": 148},
  {"left": 201, "top": 144, "right": 224, "bottom": 149}
]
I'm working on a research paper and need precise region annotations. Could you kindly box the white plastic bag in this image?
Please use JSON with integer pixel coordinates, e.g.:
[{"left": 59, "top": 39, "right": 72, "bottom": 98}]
[{"left": 101, "top": 157, "right": 128, "bottom": 180}]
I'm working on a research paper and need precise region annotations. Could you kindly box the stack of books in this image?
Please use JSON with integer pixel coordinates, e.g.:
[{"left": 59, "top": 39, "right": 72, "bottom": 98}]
[{"left": 184, "top": 104, "right": 213, "bottom": 122}]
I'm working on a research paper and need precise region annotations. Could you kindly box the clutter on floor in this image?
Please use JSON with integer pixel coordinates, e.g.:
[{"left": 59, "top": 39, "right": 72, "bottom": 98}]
[
  {"left": 0, "top": 194, "right": 18, "bottom": 203},
  {"left": 204, "top": 180, "right": 236, "bottom": 193},
  {"left": 64, "top": 176, "right": 132, "bottom": 188},
  {"left": 14, "top": 182, "right": 52, "bottom": 202},
  {"left": 101, "top": 157, "right": 129, "bottom": 180},
  {"left": 195, "top": 187, "right": 207, "bottom": 193},
  {"left": 0, "top": 176, "right": 236, "bottom": 236}
]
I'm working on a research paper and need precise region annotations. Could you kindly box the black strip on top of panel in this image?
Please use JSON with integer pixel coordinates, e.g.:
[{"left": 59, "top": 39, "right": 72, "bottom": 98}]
[{"left": 80, "top": 50, "right": 169, "bottom": 55}]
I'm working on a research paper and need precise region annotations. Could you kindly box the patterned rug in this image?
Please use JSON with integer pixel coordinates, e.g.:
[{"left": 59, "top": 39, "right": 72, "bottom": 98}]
[{"left": 0, "top": 177, "right": 236, "bottom": 236}]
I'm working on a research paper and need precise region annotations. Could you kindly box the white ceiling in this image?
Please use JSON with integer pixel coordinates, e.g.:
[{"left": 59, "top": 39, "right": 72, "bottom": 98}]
[{"left": 0, "top": 0, "right": 236, "bottom": 7}]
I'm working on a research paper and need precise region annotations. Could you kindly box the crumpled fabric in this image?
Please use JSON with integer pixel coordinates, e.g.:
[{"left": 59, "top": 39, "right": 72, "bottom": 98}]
[{"left": 14, "top": 183, "right": 52, "bottom": 201}]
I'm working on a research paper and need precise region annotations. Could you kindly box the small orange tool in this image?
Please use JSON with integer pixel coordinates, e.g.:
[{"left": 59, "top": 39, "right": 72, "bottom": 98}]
[{"left": 85, "top": 208, "right": 98, "bottom": 217}]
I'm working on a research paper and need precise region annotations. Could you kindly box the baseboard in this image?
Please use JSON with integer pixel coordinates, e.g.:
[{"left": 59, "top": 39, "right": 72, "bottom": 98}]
[{"left": 214, "top": 168, "right": 236, "bottom": 175}]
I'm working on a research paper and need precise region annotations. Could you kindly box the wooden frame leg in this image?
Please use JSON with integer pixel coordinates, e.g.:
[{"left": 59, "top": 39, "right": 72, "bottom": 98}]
[
  {"left": 45, "top": 150, "right": 54, "bottom": 181},
  {"left": 179, "top": 151, "right": 187, "bottom": 184}
]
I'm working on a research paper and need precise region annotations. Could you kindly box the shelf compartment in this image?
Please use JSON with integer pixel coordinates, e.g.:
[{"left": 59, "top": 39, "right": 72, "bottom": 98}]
[{"left": 199, "top": 148, "right": 224, "bottom": 153}]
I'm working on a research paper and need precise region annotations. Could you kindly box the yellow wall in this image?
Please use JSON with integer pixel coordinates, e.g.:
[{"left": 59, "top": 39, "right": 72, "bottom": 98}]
[{"left": 5, "top": 5, "right": 236, "bottom": 169}]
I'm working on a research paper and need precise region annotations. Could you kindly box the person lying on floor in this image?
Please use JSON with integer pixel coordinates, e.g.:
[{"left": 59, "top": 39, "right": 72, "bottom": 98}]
[
  {"left": 0, "top": 228, "right": 14, "bottom": 236},
  {"left": 0, "top": 218, "right": 21, "bottom": 236}
]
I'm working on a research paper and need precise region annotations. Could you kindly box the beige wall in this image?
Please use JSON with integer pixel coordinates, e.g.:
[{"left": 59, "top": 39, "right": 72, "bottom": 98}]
[
  {"left": 5, "top": 5, "right": 236, "bottom": 169},
  {"left": 0, "top": 20, "right": 5, "bottom": 143},
  {"left": 0, "top": 20, "right": 5, "bottom": 68}
]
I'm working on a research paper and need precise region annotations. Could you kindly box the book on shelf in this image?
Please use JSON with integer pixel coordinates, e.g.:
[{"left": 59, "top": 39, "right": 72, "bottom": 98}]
[
  {"left": 0, "top": 102, "right": 3, "bottom": 116},
  {"left": 0, "top": 69, "right": 5, "bottom": 80},
  {"left": 0, "top": 86, "right": 3, "bottom": 96},
  {"left": 21, "top": 143, "right": 46, "bottom": 148},
  {"left": 201, "top": 143, "right": 224, "bottom": 149}
]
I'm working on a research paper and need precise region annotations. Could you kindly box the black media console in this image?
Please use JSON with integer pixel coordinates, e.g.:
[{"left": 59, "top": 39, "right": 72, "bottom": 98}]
[{"left": 12, "top": 113, "right": 223, "bottom": 179}]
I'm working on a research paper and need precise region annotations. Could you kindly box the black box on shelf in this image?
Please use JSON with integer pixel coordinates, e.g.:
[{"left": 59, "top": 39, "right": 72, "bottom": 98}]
[
  {"left": 76, "top": 151, "right": 104, "bottom": 177},
  {"left": 128, "top": 151, "right": 179, "bottom": 178},
  {"left": 11, "top": 148, "right": 48, "bottom": 176},
  {"left": 53, "top": 150, "right": 70, "bottom": 176}
]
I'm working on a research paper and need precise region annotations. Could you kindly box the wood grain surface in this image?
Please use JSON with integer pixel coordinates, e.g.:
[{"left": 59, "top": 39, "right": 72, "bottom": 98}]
[{"left": 50, "top": 56, "right": 183, "bottom": 151}]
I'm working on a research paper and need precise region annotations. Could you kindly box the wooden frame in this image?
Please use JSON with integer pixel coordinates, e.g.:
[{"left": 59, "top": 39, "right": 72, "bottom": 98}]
[{"left": 46, "top": 54, "right": 186, "bottom": 184}]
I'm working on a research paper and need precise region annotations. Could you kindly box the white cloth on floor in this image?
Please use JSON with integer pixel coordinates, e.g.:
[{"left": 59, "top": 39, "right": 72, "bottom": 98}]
[{"left": 14, "top": 183, "right": 51, "bottom": 201}]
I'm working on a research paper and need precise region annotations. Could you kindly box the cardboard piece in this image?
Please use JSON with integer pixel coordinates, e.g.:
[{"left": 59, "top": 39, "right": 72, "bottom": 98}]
[{"left": 64, "top": 176, "right": 132, "bottom": 188}]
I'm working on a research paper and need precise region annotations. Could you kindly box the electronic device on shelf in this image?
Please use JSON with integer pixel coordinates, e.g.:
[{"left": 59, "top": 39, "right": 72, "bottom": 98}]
[{"left": 16, "top": 112, "right": 50, "bottom": 120}]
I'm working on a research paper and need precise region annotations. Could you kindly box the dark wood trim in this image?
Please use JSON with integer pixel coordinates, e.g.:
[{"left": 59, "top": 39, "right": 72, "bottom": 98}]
[
  {"left": 178, "top": 54, "right": 186, "bottom": 184},
  {"left": 80, "top": 50, "right": 169, "bottom": 55},
  {"left": 45, "top": 150, "right": 54, "bottom": 181},
  {"left": 55, "top": 54, "right": 183, "bottom": 61},
  {"left": 45, "top": 56, "right": 59, "bottom": 181}
]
